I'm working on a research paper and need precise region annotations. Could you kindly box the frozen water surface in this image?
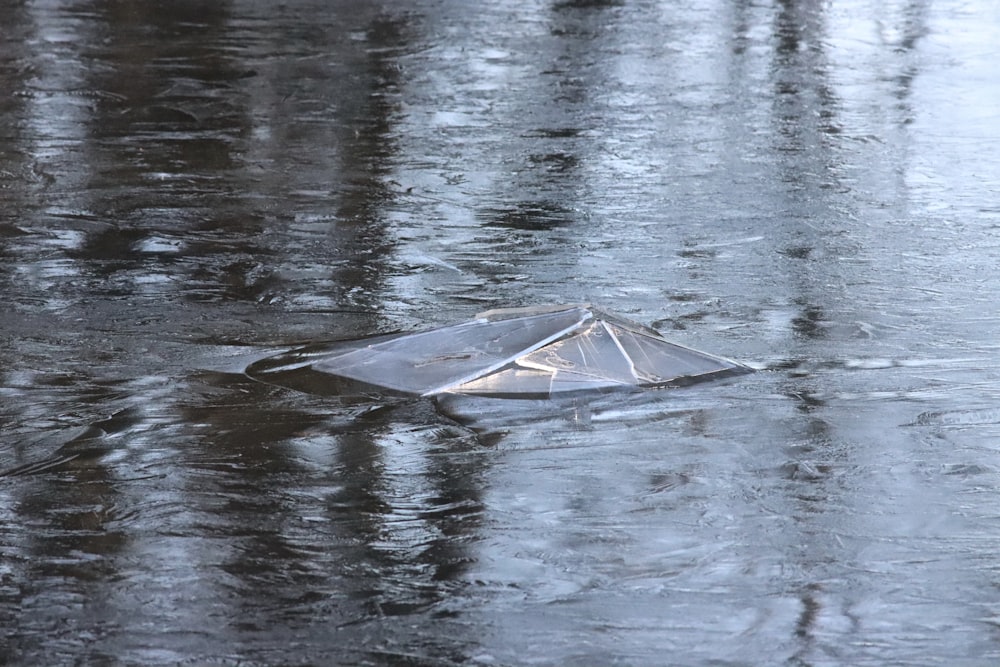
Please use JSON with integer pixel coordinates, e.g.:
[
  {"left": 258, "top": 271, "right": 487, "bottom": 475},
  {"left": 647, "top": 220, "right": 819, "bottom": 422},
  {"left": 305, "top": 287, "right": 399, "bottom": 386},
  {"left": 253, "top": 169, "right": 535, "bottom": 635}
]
[{"left": 1, "top": 1, "right": 1000, "bottom": 665}]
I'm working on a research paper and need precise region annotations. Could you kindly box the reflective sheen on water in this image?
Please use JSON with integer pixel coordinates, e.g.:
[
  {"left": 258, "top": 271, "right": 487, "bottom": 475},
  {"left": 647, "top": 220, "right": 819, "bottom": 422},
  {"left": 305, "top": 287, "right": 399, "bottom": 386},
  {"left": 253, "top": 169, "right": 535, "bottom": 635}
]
[{"left": 2, "top": 1, "right": 999, "bottom": 665}]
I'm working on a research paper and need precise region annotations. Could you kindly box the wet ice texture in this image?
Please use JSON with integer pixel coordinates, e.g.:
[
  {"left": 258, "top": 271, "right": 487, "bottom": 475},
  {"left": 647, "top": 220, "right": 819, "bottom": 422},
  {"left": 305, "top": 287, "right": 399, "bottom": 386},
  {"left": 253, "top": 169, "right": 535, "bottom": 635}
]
[{"left": 305, "top": 305, "right": 750, "bottom": 397}]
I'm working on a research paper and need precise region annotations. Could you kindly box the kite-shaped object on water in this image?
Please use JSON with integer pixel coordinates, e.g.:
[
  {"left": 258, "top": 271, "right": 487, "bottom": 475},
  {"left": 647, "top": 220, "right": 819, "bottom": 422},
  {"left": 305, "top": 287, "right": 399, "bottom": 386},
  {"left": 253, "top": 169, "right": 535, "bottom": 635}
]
[{"left": 267, "top": 305, "right": 750, "bottom": 399}]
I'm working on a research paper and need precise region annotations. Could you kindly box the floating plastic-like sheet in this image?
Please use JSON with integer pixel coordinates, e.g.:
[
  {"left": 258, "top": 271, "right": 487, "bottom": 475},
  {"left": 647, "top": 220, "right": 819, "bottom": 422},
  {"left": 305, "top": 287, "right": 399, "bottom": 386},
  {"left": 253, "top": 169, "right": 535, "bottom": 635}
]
[{"left": 308, "top": 305, "right": 750, "bottom": 398}]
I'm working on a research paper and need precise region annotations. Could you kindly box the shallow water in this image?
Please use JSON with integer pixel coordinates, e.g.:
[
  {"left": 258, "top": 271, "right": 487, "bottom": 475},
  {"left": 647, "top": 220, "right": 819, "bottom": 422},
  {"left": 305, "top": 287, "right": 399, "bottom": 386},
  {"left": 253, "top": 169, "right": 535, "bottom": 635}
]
[{"left": 2, "top": 0, "right": 1000, "bottom": 664}]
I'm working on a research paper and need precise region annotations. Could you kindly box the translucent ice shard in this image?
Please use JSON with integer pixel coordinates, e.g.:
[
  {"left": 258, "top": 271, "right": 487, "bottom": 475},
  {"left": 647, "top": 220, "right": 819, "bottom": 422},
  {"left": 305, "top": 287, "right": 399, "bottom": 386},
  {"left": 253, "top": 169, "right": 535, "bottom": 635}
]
[{"left": 301, "top": 305, "right": 751, "bottom": 398}]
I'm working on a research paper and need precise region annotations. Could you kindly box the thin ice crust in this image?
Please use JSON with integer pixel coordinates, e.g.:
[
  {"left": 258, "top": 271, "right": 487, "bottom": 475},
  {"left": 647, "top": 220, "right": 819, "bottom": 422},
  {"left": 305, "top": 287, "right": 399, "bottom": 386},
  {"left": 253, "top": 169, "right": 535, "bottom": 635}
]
[{"left": 309, "top": 305, "right": 751, "bottom": 398}]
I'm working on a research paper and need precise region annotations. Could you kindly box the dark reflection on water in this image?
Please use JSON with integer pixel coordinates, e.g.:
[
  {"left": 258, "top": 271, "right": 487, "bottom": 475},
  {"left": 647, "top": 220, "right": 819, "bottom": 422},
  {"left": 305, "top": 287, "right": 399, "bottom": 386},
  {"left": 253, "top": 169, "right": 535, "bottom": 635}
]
[{"left": 2, "top": 0, "right": 1000, "bottom": 665}]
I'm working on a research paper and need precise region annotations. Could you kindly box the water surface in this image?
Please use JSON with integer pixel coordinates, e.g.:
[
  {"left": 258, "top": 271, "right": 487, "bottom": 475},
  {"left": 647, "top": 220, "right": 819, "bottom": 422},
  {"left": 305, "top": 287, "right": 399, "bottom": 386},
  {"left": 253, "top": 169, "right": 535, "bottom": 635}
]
[{"left": 2, "top": 1, "right": 1000, "bottom": 665}]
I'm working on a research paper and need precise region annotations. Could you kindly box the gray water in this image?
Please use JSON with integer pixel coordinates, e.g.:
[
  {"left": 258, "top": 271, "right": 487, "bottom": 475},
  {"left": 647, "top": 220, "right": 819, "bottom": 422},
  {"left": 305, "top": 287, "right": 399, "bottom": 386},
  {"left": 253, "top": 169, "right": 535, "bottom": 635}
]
[{"left": 2, "top": 1, "right": 1000, "bottom": 665}]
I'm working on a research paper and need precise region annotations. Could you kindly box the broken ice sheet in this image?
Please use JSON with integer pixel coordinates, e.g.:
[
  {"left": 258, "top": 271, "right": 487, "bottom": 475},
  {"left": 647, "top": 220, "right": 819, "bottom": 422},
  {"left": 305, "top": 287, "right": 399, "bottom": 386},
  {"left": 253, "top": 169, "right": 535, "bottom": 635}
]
[{"left": 268, "top": 305, "right": 753, "bottom": 399}]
